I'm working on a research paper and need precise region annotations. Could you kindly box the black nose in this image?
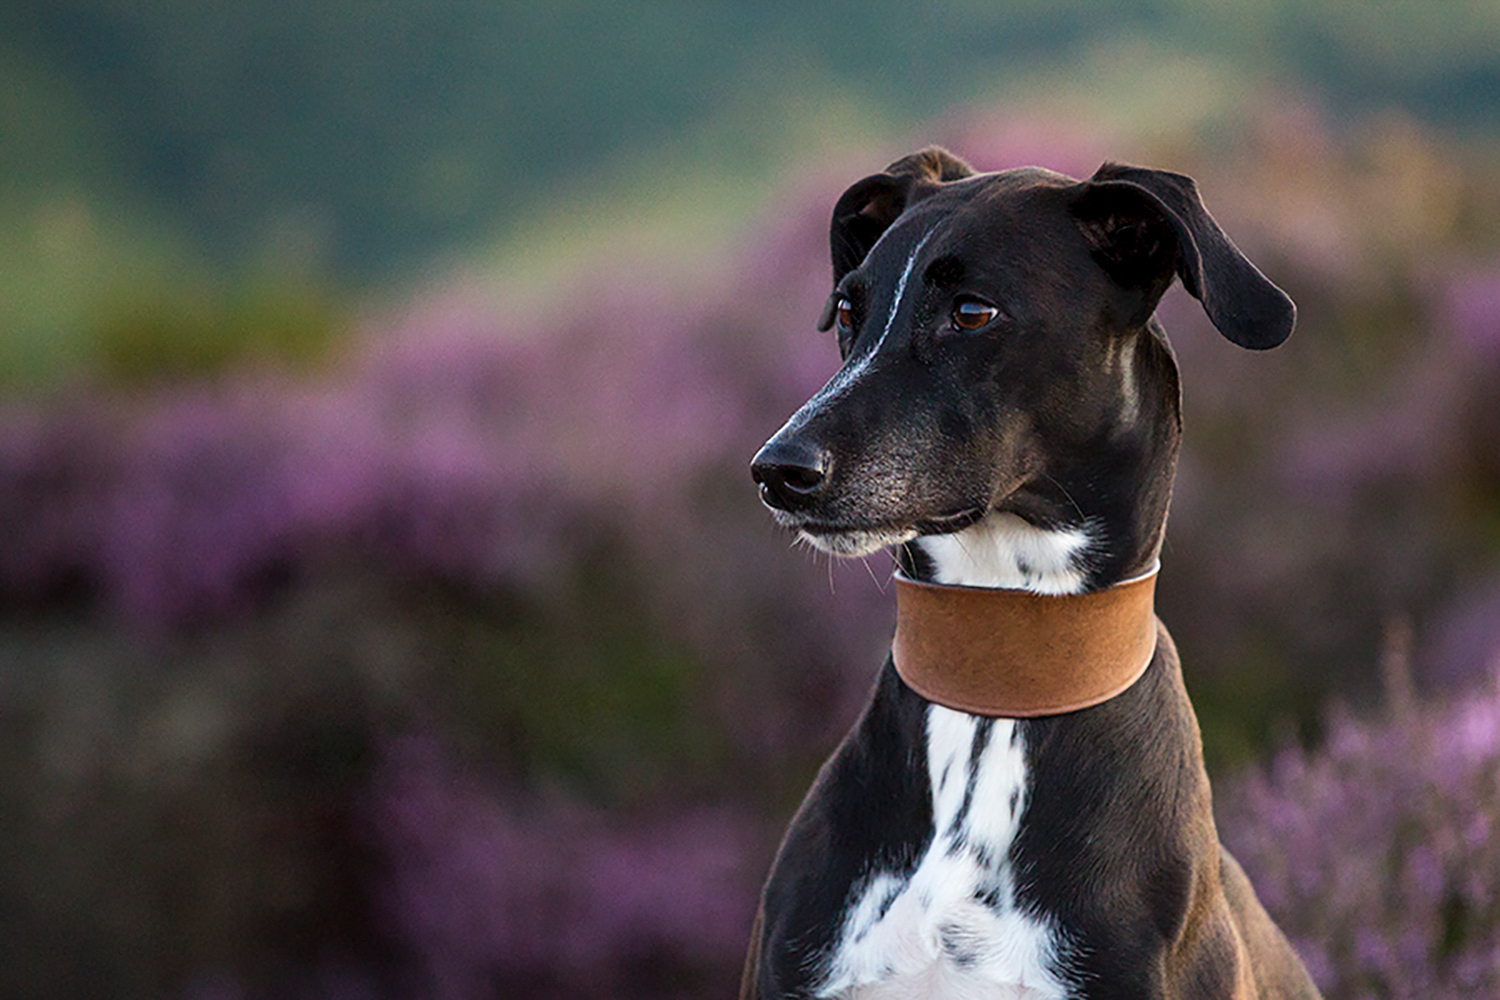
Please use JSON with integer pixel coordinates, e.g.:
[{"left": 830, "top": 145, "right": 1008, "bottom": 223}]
[{"left": 750, "top": 439, "right": 830, "bottom": 511}]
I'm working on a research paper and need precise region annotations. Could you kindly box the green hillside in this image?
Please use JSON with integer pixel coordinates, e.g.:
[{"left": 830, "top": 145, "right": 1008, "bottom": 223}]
[{"left": 5, "top": 0, "right": 1500, "bottom": 280}]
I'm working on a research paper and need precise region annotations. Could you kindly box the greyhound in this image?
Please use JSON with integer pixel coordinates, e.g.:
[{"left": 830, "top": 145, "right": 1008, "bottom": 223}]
[{"left": 743, "top": 148, "right": 1320, "bottom": 1000}]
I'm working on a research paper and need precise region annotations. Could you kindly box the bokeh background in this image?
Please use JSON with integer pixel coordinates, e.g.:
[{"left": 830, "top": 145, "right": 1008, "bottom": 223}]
[{"left": 4, "top": 3, "right": 1500, "bottom": 998}]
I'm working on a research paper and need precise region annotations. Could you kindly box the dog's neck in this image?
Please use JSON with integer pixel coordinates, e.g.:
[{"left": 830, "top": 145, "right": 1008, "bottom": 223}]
[
  {"left": 900, "top": 460, "right": 1176, "bottom": 595},
  {"left": 900, "top": 326, "right": 1181, "bottom": 595}
]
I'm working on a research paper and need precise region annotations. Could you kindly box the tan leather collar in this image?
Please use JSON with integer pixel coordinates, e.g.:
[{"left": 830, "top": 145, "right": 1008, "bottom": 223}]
[{"left": 891, "top": 564, "right": 1160, "bottom": 717}]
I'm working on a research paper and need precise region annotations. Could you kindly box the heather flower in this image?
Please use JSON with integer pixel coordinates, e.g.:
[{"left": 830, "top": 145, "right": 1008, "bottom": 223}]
[
  {"left": 365, "top": 735, "right": 762, "bottom": 999},
  {"left": 1444, "top": 265, "right": 1500, "bottom": 358},
  {"left": 1219, "top": 666, "right": 1500, "bottom": 999}
]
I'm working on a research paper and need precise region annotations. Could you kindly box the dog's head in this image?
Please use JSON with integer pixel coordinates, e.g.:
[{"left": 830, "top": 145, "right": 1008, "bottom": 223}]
[{"left": 751, "top": 148, "right": 1294, "bottom": 563}]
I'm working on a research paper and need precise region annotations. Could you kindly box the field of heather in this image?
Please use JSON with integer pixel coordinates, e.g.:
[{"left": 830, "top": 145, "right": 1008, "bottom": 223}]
[
  {"left": 5, "top": 6, "right": 1500, "bottom": 998},
  {"left": 5, "top": 102, "right": 1500, "bottom": 999}
]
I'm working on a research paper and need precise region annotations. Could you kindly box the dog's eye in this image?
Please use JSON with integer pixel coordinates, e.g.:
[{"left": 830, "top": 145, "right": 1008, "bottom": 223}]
[
  {"left": 952, "top": 300, "right": 999, "bottom": 331},
  {"left": 835, "top": 298, "right": 854, "bottom": 331}
]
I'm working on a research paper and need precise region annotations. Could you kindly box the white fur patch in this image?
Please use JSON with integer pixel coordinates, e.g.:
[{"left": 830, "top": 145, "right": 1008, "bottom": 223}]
[
  {"left": 877, "top": 230, "right": 934, "bottom": 346},
  {"left": 916, "top": 513, "right": 1093, "bottom": 594},
  {"left": 1117, "top": 339, "right": 1140, "bottom": 427},
  {"left": 816, "top": 708, "right": 1067, "bottom": 999},
  {"left": 798, "top": 525, "right": 919, "bottom": 557},
  {"left": 807, "top": 226, "right": 939, "bottom": 410}
]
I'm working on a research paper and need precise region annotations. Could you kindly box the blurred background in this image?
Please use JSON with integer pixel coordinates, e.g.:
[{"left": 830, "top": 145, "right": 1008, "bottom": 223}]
[{"left": 3, "top": 2, "right": 1500, "bottom": 998}]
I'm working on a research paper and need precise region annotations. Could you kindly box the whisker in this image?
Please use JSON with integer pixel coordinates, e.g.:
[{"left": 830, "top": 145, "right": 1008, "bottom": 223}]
[
  {"left": 1041, "top": 472, "right": 1087, "bottom": 524},
  {"left": 953, "top": 527, "right": 979, "bottom": 567}
]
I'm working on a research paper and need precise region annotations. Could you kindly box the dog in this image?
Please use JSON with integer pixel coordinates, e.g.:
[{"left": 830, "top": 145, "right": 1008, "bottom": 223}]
[{"left": 742, "top": 148, "right": 1321, "bottom": 999}]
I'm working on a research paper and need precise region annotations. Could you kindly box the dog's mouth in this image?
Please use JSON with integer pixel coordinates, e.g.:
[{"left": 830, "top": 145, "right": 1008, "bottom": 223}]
[{"left": 784, "top": 506, "right": 988, "bottom": 557}]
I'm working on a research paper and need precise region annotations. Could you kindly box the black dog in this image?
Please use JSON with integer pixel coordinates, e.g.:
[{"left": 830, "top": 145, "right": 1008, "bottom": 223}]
[{"left": 743, "top": 149, "right": 1321, "bottom": 999}]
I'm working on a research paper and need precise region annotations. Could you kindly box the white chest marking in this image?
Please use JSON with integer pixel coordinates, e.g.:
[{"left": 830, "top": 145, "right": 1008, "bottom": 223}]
[
  {"left": 818, "top": 709, "right": 1067, "bottom": 999},
  {"left": 814, "top": 514, "right": 1091, "bottom": 998}
]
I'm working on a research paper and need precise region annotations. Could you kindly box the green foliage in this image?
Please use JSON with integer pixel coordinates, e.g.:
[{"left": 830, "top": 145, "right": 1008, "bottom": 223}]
[
  {"left": 0, "top": 194, "right": 189, "bottom": 392},
  {"left": 89, "top": 280, "right": 343, "bottom": 385},
  {"left": 432, "top": 566, "right": 728, "bottom": 805},
  {"left": 1186, "top": 634, "right": 1321, "bottom": 773}
]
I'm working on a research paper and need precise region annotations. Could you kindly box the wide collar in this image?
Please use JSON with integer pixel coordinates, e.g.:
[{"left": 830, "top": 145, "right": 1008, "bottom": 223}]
[{"left": 891, "top": 564, "right": 1160, "bottom": 717}]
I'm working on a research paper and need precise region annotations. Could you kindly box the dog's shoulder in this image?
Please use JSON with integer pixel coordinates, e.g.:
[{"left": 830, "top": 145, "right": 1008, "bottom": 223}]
[{"left": 749, "top": 662, "right": 935, "bottom": 996}]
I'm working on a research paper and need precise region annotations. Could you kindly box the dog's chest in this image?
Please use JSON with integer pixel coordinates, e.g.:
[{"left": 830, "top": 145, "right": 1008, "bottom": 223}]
[{"left": 817, "top": 707, "right": 1067, "bottom": 1000}]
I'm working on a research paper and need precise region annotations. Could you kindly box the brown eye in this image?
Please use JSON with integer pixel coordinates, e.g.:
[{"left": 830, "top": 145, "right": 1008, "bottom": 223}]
[
  {"left": 835, "top": 298, "right": 854, "bottom": 331},
  {"left": 952, "top": 300, "right": 998, "bottom": 331}
]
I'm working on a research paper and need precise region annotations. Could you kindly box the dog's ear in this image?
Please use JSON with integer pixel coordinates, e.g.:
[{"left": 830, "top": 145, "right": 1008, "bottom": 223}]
[
  {"left": 826, "top": 147, "right": 974, "bottom": 292},
  {"left": 1072, "top": 162, "right": 1295, "bottom": 350}
]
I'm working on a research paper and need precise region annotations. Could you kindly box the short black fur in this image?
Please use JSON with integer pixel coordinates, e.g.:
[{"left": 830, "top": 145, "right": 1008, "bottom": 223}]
[
  {"left": 753, "top": 663, "right": 934, "bottom": 998},
  {"left": 744, "top": 149, "right": 1320, "bottom": 1000}
]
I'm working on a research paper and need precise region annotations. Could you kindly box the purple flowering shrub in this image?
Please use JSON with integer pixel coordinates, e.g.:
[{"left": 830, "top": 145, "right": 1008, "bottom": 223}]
[
  {"left": 1220, "top": 666, "right": 1500, "bottom": 999},
  {"left": 5, "top": 105, "right": 1496, "bottom": 741},
  {"left": 2, "top": 103, "right": 1500, "bottom": 997},
  {"left": 365, "top": 735, "right": 763, "bottom": 1000}
]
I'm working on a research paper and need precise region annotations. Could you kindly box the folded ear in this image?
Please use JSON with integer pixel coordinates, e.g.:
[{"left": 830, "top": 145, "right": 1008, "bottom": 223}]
[
  {"left": 828, "top": 147, "right": 975, "bottom": 287},
  {"left": 1072, "top": 162, "right": 1295, "bottom": 350}
]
